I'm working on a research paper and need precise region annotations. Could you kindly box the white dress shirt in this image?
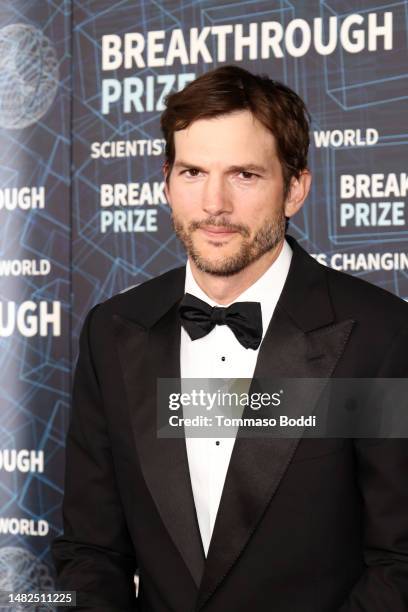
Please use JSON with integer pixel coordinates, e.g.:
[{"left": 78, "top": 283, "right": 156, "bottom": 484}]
[{"left": 180, "top": 240, "right": 292, "bottom": 556}]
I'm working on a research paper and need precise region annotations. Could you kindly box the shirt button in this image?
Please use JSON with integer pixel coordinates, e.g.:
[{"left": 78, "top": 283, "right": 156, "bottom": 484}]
[
  {"left": 215, "top": 441, "right": 220, "bottom": 446},
  {"left": 221, "top": 356, "right": 226, "bottom": 361}
]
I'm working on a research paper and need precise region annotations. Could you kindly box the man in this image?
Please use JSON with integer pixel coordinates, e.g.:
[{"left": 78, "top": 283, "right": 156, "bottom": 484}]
[{"left": 52, "top": 66, "right": 408, "bottom": 611}]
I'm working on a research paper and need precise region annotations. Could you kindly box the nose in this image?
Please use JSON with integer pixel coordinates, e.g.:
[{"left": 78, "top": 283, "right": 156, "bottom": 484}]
[{"left": 201, "top": 173, "right": 232, "bottom": 216}]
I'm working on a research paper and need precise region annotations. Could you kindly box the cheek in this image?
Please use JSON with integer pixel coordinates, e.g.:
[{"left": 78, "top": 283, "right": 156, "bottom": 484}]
[
  {"left": 169, "top": 183, "right": 203, "bottom": 211},
  {"left": 234, "top": 188, "right": 280, "bottom": 217}
]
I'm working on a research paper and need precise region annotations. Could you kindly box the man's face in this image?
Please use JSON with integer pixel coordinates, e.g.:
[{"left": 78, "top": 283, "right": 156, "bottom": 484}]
[{"left": 164, "top": 110, "right": 290, "bottom": 277}]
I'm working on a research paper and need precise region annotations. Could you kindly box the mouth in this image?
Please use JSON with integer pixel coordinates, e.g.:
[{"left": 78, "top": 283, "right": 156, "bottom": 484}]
[{"left": 199, "top": 226, "right": 239, "bottom": 237}]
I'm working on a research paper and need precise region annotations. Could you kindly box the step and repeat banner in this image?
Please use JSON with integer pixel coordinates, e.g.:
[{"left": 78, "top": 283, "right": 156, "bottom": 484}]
[
  {"left": 0, "top": 0, "right": 71, "bottom": 601},
  {"left": 0, "top": 0, "right": 407, "bottom": 599}
]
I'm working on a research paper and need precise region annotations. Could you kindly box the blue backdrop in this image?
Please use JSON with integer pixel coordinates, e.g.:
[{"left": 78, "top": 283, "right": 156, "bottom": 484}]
[{"left": 0, "top": 0, "right": 406, "bottom": 599}]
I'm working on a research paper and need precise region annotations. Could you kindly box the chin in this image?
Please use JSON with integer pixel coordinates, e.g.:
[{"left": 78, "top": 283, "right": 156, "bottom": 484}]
[
  {"left": 196, "top": 248, "right": 238, "bottom": 265},
  {"left": 197, "top": 236, "right": 240, "bottom": 252},
  {"left": 190, "top": 250, "right": 247, "bottom": 276}
]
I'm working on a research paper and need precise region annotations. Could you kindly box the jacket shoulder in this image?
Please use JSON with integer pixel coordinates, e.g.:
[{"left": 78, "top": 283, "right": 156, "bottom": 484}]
[
  {"left": 91, "top": 265, "right": 186, "bottom": 328},
  {"left": 325, "top": 264, "right": 408, "bottom": 331}
]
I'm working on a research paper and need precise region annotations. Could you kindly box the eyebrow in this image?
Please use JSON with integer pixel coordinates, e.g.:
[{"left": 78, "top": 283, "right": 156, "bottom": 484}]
[{"left": 173, "top": 161, "right": 268, "bottom": 174}]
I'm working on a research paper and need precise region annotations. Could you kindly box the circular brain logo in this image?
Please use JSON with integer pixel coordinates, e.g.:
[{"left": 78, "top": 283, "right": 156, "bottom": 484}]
[
  {"left": 0, "top": 546, "right": 54, "bottom": 611},
  {"left": 0, "top": 23, "right": 59, "bottom": 129}
]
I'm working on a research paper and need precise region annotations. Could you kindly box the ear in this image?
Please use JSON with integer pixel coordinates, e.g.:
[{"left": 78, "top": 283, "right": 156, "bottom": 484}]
[
  {"left": 284, "top": 170, "right": 312, "bottom": 218},
  {"left": 162, "top": 161, "right": 171, "bottom": 206}
]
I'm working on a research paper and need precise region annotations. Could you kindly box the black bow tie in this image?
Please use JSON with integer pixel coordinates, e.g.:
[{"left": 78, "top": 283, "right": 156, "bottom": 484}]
[{"left": 178, "top": 293, "right": 263, "bottom": 350}]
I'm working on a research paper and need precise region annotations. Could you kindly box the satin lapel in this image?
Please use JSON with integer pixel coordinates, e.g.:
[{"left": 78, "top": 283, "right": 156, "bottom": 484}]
[
  {"left": 196, "top": 306, "right": 354, "bottom": 609},
  {"left": 113, "top": 303, "right": 205, "bottom": 588}
]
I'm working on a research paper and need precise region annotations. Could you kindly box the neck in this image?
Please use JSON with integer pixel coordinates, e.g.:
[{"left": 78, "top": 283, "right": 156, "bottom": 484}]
[{"left": 189, "top": 240, "right": 285, "bottom": 305}]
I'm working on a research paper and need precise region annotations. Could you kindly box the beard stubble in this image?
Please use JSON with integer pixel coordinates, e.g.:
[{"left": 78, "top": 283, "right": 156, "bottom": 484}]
[{"left": 171, "top": 207, "right": 286, "bottom": 277}]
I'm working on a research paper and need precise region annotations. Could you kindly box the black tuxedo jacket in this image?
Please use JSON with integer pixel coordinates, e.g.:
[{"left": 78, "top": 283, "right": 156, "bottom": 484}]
[{"left": 52, "top": 236, "right": 408, "bottom": 611}]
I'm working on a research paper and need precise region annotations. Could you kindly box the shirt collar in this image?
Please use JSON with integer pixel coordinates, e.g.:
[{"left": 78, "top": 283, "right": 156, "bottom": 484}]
[{"left": 184, "top": 239, "right": 293, "bottom": 339}]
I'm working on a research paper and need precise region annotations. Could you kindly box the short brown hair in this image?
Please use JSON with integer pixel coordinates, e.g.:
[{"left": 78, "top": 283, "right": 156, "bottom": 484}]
[{"left": 160, "top": 65, "right": 310, "bottom": 197}]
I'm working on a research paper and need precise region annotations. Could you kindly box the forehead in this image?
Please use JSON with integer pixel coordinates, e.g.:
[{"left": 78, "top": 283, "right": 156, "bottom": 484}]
[{"left": 173, "top": 110, "right": 278, "bottom": 163}]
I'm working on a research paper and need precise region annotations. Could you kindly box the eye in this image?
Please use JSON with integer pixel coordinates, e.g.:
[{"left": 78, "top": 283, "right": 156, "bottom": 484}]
[
  {"left": 182, "top": 168, "right": 201, "bottom": 177},
  {"left": 239, "top": 171, "right": 258, "bottom": 180}
]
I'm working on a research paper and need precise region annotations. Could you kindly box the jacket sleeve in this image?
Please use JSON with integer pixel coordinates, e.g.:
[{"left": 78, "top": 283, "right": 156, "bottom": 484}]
[
  {"left": 51, "top": 306, "right": 139, "bottom": 611},
  {"left": 338, "top": 324, "right": 408, "bottom": 611}
]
